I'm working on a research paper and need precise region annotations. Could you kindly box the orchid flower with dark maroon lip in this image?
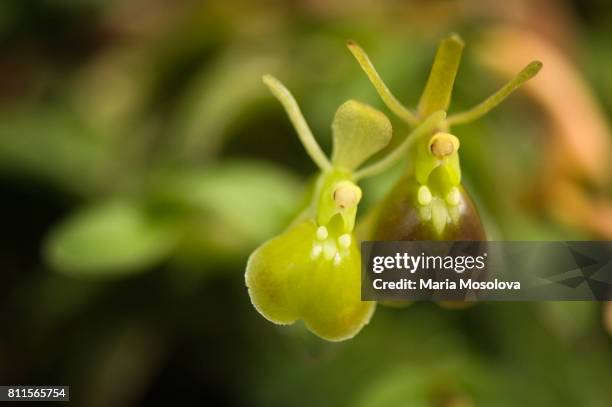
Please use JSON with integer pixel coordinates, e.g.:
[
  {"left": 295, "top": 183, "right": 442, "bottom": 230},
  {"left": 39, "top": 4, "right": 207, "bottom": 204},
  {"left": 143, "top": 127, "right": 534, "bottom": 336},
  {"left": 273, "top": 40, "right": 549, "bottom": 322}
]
[{"left": 348, "top": 34, "right": 541, "bottom": 240}]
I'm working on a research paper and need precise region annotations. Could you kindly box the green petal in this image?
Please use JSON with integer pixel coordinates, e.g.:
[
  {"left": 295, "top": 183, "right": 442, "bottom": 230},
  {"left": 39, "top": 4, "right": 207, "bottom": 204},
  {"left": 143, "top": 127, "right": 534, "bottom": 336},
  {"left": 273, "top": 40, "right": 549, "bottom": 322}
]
[
  {"left": 331, "top": 100, "right": 392, "bottom": 171},
  {"left": 245, "top": 220, "right": 375, "bottom": 341}
]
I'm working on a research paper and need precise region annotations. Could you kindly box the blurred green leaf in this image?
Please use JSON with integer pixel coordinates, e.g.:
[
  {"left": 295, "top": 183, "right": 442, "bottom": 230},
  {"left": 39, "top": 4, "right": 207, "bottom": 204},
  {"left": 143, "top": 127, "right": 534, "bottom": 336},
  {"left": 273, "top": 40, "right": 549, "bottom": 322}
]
[
  {"left": 45, "top": 200, "right": 176, "bottom": 277},
  {"left": 354, "top": 366, "right": 475, "bottom": 407},
  {"left": 154, "top": 160, "right": 302, "bottom": 259},
  {"left": 172, "top": 52, "right": 282, "bottom": 161},
  {"left": 0, "top": 108, "right": 117, "bottom": 195}
]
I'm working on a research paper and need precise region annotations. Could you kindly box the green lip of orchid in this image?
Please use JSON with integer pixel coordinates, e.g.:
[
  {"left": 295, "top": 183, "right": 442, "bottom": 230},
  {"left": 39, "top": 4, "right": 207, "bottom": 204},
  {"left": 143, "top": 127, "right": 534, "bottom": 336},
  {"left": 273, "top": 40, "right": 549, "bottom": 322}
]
[
  {"left": 246, "top": 218, "right": 375, "bottom": 341},
  {"left": 245, "top": 163, "right": 374, "bottom": 341}
]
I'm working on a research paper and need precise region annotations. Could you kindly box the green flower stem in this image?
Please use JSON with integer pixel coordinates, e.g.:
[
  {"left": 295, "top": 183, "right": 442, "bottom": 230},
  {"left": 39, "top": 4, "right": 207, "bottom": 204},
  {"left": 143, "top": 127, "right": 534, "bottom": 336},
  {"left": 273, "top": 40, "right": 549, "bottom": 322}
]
[
  {"left": 346, "top": 40, "right": 419, "bottom": 126},
  {"left": 446, "top": 61, "right": 543, "bottom": 126},
  {"left": 417, "top": 34, "right": 464, "bottom": 117},
  {"left": 354, "top": 110, "right": 446, "bottom": 180},
  {"left": 263, "top": 75, "right": 332, "bottom": 171}
]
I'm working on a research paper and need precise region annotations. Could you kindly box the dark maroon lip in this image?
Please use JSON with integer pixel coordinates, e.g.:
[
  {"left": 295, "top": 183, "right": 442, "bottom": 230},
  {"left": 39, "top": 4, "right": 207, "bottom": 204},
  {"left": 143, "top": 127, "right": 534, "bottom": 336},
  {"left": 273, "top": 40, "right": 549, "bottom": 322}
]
[{"left": 371, "top": 174, "right": 485, "bottom": 242}]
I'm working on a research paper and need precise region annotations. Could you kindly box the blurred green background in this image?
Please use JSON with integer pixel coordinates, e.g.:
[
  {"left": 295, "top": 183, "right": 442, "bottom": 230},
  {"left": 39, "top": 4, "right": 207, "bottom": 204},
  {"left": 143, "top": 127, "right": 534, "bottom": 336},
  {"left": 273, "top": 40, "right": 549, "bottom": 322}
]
[{"left": 1, "top": 0, "right": 612, "bottom": 405}]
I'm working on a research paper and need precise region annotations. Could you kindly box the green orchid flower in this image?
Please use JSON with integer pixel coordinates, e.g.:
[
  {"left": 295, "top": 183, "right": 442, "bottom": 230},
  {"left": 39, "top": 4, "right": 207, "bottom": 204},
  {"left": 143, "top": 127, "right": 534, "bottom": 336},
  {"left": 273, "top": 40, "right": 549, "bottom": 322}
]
[{"left": 246, "top": 75, "right": 442, "bottom": 341}]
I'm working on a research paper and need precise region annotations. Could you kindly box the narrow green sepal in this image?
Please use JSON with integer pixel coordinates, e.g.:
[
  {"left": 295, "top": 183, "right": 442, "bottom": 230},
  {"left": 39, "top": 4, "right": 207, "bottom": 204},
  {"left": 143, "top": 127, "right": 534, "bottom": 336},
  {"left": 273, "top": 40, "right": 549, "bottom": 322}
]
[
  {"left": 346, "top": 40, "right": 419, "bottom": 125},
  {"left": 263, "top": 75, "right": 332, "bottom": 171},
  {"left": 447, "top": 60, "right": 542, "bottom": 126},
  {"left": 418, "top": 34, "right": 464, "bottom": 116}
]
